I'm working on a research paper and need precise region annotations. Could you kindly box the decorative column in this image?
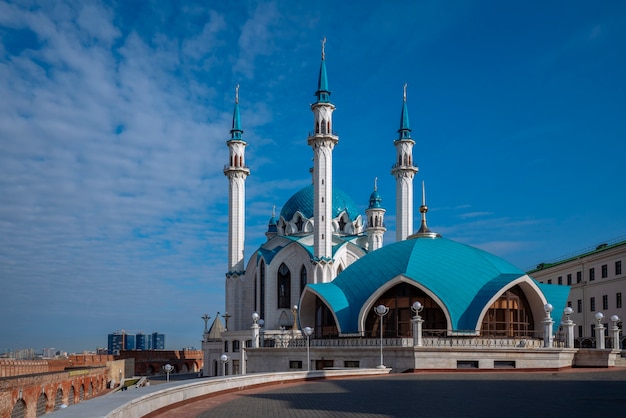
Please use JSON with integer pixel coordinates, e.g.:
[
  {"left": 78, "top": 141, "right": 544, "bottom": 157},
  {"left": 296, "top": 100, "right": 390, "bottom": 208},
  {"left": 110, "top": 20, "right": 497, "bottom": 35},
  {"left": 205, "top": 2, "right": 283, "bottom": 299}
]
[
  {"left": 562, "top": 307, "right": 575, "bottom": 348},
  {"left": 595, "top": 312, "right": 605, "bottom": 349},
  {"left": 543, "top": 303, "right": 554, "bottom": 348},
  {"left": 411, "top": 301, "right": 424, "bottom": 347},
  {"left": 240, "top": 340, "right": 246, "bottom": 375},
  {"left": 610, "top": 315, "right": 621, "bottom": 350}
]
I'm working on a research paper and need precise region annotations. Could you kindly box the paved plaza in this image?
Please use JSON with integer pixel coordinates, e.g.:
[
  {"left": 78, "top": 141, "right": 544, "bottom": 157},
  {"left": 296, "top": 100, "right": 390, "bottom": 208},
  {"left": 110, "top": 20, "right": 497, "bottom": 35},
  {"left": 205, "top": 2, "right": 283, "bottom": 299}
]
[{"left": 147, "top": 368, "right": 626, "bottom": 418}]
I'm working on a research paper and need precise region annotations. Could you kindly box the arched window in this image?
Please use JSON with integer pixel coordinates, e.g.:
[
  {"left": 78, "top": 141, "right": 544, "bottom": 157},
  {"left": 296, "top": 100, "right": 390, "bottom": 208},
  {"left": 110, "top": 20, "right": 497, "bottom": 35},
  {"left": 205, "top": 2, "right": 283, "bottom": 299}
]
[
  {"left": 481, "top": 285, "right": 534, "bottom": 337},
  {"left": 300, "top": 266, "right": 307, "bottom": 295},
  {"left": 54, "top": 388, "right": 63, "bottom": 410},
  {"left": 259, "top": 260, "right": 266, "bottom": 319},
  {"left": 338, "top": 217, "right": 346, "bottom": 232},
  {"left": 11, "top": 399, "right": 26, "bottom": 418},
  {"left": 277, "top": 263, "right": 291, "bottom": 308},
  {"left": 365, "top": 282, "right": 446, "bottom": 337},
  {"left": 68, "top": 386, "right": 75, "bottom": 405},
  {"left": 295, "top": 217, "right": 304, "bottom": 232},
  {"left": 36, "top": 393, "right": 47, "bottom": 416},
  {"left": 254, "top": 276, "right": 257, "bottom": 312},
  {"left": 315, "top": 298, "right": 338, "bottom": 337}
]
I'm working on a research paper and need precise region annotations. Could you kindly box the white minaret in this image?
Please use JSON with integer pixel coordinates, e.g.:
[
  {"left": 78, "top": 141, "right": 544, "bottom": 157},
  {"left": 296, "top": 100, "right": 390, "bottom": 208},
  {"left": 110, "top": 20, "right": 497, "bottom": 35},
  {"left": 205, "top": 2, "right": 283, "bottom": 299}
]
[
  {"left": 365, "top": 177, "right": 386, "bottom": 251},
  {"left": 224, "top": 85, "right": 249, "bottom": 277},
  {"left": 307, "top": 38, "right": 338, "bottom": 283},
  {"left": 391, "top": 84, "right": 418, "bottom": 241}
]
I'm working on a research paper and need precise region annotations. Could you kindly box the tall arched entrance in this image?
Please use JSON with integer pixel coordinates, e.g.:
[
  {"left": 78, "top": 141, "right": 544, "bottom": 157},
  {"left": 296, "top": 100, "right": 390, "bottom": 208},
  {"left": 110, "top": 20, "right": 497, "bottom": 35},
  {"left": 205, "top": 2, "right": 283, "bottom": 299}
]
[
  {"left": 314, "top": 298, "right": 338, "bottom": 337},
  {"left": 481, "top": 285, "right": 535, "bottom": 337},
  {"left": 365, "top": 282, "right": 447, "bottom": 337}
]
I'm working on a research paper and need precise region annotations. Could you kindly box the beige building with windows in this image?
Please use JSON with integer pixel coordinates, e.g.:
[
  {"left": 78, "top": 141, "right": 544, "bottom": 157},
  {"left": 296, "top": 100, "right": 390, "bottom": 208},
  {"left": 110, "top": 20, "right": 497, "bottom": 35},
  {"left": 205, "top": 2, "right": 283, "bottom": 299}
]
[{"left": 529, "top": 237, "right": 625, "bottom": 348}]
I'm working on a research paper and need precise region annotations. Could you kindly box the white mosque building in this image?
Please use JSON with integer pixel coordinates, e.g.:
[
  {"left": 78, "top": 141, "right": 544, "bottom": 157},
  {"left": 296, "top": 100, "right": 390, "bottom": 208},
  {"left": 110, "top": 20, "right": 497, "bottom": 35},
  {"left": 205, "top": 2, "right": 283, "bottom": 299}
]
[{"left": 202, "top": 43, "right": 617, "bottom": 376}]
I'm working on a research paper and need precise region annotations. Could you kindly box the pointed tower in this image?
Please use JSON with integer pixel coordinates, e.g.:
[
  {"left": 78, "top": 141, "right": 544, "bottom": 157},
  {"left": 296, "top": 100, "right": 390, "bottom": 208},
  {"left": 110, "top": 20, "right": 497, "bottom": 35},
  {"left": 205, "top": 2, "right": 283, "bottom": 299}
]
[
  {"left": 408, "top": 181, "right": 440, "bottom": 239},
  {"left": 391, "top": 84, "right": 419, "bottom": 241},
  {"left": 265, "top": 205, "right": 278, "bottom": 241},
  {"left": 224, "top": 85, "right": 250, "bottom": 278},
  {"left": 307, "top": 38, "right": 338, "bottom": 283},
  {"left": 365, "top": 177, "right": 386, "bottom": 251}
]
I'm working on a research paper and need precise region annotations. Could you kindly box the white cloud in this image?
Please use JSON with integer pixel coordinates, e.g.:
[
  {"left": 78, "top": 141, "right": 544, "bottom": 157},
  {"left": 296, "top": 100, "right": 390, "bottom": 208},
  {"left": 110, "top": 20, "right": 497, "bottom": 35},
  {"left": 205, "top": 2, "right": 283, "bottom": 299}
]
[{"left": 0, "top": 1, "right": 241, "bottom": 351}]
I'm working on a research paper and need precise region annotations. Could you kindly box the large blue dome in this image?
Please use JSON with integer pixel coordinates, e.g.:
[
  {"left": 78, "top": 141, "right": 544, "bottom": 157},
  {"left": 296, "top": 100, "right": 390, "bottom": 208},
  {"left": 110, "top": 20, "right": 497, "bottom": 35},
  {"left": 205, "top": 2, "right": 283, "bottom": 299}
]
[
  {"left": 280, "top": 184, "right": 360, "bottom": 221},
  {"left": 307, "top": 237, "right": 569, "bottom": 333}
]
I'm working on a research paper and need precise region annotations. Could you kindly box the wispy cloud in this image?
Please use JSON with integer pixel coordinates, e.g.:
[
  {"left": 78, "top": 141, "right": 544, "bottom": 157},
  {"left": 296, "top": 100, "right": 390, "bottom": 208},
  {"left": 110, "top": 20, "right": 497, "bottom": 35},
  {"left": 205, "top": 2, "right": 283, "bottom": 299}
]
[
  {"left": 0, "top": 1, "right": 240, "bottom": 350},
  {"left": 457, "top": 211, "right": 494, "bottom": 219}
]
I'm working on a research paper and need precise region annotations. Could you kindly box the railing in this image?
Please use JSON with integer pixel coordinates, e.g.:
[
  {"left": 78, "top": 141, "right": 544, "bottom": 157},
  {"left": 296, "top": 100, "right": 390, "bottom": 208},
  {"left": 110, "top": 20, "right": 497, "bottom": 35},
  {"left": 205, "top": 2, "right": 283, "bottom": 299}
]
[{"left": 259, "top": 333, "right": 547, "bottom": 349}]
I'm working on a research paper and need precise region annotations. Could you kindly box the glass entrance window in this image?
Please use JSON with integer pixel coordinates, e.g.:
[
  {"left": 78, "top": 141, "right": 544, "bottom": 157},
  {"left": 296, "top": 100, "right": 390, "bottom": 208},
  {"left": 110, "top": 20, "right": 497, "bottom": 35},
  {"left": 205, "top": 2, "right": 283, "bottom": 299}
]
[
  {"left": 481, "top": 285, "right": 535, "bottom": 337},
  {"left": 364, "top": 283, "right": 446, "bottom": 338}
]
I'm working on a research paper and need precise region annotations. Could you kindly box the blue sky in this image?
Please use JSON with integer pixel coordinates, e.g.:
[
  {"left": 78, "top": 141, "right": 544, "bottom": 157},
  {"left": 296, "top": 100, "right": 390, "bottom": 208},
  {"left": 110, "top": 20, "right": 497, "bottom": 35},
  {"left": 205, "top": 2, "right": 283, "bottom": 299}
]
[{"left": 1, "top": 0, "right": 625, "bottom": 353}]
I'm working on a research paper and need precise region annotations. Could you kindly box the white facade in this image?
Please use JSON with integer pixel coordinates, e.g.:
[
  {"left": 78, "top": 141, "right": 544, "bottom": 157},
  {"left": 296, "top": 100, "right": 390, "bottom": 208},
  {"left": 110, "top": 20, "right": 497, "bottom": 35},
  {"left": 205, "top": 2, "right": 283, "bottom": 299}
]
[{"left": 529, "top": 239, "right": 625, "bottom": 348}]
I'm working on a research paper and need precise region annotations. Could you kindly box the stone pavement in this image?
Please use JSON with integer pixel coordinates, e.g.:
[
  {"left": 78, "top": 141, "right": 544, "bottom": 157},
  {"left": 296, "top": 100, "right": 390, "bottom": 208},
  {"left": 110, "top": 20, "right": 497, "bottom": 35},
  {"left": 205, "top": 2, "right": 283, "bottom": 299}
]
[{"left": 153, "top": 369, "right": 626, "bottom": 418}]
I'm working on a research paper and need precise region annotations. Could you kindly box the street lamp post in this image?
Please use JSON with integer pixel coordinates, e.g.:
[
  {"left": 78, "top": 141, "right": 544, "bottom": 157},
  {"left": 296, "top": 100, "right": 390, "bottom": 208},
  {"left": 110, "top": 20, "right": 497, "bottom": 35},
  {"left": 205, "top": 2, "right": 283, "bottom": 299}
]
[
  {"left": 202, "top": 314, "right": 211, "bottom": 341},
  {"left": 303, "top": 326, "right": 313, "bottom": 371},
  {"left": 563, "top": 307, "right": 574, "bottom": 348},
  {"left": 543, "top": 303, "right": 554, "bottom": 348},
  {"left": 291, "top": 305, "right": 298, "bottom": 332},
  {"left": 163, "top": 364, "right": 173, "bottom": 382},
  {"left": 411, "top": 301, "right": 424, "bottom": 347},
  {"left": 220, "top": 354, "right": 229, "bottom": 376},
  {"left": 251, "top": 312, "right": 260, "bottom": 348},
  {"left": 374, "top": 304, "right": 389, "bottom": 369},
  {"left": 610, "top": 315, "right": 621, "bottom": 350},
  {"left": 595, "top": 312, "right": 605, "bottom": 349},
  {"left": 222, "top": 312, "right": 232, "bottom": 331}
]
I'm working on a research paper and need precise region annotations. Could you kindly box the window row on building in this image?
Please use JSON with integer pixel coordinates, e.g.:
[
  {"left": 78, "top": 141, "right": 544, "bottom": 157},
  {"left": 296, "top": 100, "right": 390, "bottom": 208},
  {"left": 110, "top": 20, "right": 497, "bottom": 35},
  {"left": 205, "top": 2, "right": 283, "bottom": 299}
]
[
  {"left": 568, "top": 292, "right": 623, "bottom": 314},
  {"left": 542, "top": 260, "right": 622, "bottom": 285}
]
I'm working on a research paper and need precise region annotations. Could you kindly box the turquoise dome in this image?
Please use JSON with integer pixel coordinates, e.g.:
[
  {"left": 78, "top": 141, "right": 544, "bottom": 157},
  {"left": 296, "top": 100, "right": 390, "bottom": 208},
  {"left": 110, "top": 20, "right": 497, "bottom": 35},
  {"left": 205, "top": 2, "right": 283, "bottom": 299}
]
[
  {"left": 368, "top": 189, "right": 382, "bottom": 209},
  {"left": 280, "top": 184, "right": 360, "bottom": 221},
  {"left": 308, "top": 237, "right": 569, "bottom": 333}
]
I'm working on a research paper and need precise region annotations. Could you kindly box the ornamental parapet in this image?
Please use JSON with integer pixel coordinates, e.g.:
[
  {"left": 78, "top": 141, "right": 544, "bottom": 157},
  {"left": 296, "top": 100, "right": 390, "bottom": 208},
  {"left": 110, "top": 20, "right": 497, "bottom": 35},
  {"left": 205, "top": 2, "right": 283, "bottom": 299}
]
[{"left": 255, "top": 333, "right": 551, "bottom": 349}]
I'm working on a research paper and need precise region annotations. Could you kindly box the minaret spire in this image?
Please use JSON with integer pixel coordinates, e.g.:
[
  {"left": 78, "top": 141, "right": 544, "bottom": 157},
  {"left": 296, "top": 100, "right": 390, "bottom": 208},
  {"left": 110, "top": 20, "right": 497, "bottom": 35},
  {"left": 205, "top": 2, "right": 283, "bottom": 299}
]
[
  {"left": 308, "top": 38, "right": 338, "bottom": 283},
  {"left": 391, "top": 83, "right": 418, "bottom": 241},
  {"left": 315, "top": 37, "right": 330, "bottom": 104},
  {"left": 265, "top": 205, "right": 278, "bottom": 241},
  {"left": 224, "top": 85, "right": 250, "bottom": 277},
  {"left": 409, "top": 182, "right": 440, "bottom": 239}
]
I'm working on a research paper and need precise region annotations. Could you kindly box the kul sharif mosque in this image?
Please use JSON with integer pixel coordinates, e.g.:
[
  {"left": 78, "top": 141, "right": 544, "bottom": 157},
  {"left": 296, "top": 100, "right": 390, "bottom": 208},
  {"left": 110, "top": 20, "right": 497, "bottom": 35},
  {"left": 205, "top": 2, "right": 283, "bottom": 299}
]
[{"left": 203, "top": 41, "right": 572, "bottom": 375}]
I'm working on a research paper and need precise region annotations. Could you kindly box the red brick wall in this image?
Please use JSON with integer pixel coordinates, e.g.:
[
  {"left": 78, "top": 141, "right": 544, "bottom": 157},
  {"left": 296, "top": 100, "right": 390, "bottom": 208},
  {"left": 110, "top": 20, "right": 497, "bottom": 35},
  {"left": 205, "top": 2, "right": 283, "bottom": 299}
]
[
  {"left": 114, "top": 350, "right": 203, "bottom": 375},
  {"left": 0, "top": 367, "right": 108, "bottom": 418}
]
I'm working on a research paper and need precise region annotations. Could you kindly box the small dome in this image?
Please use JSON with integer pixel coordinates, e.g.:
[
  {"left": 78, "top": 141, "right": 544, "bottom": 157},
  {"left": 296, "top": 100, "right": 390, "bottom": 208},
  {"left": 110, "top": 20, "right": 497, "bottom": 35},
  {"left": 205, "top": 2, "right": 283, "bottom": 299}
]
[
  {"left": 280, "top": 184, "right": 360, "bottom": 221},
  {"left": 368, "top": 189, "right": 382, "bottom": 209}
]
